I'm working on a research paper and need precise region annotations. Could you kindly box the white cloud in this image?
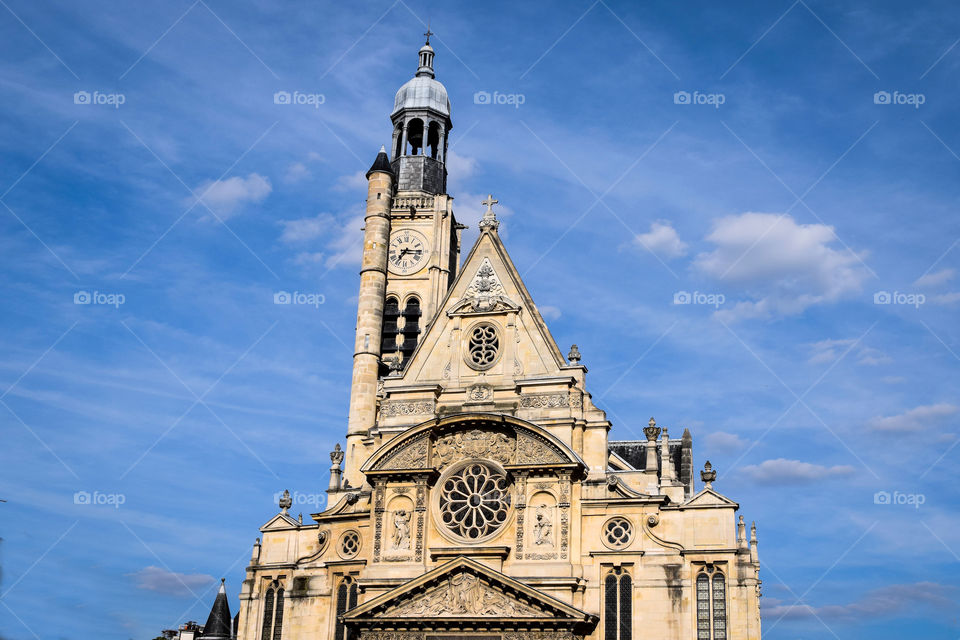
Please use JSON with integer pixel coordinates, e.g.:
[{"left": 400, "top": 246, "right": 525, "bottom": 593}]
[
  {"left": 539, "top": 305, "right": 562, "bottom": 320},
  {"left": 446, "top": 150, "right": 477, "bottom": 187},
  {"left": 807, "top": 339, "right": 890, "bottom": 366},
  {"left": 280, "top": 213, "right": 334, "bottom": 243},
  {"left": 129, "top": 566, "right": 214, "bottom": 596},
  {"left": 868, "top": 403, "right": 958, "bottom": 432},
  {"left": 634, "top": 220, "right": 688, "bottom": 258},
  {"left": 763, "top": 582, "right": 955, "bottom": 620},
  {"left": 189, "top": 173, "right": 271, "bottom": 219},
  {"left": 704, "top": 431, "right": 748, "bottom": 453},
  {"left": 695, "top": 213, "right": 869, "bottom": 321},
  {"left": 279, "top": 212, "right": 363, "bottom": 270},
  {"left": 914, "top": 268, "right": 954, "bottom": 289},
  {"left": 334, "top": 170, "right": 367, "bottom": 192},
  {"left": 284, "top": 162, "right": 310, "bottom": 184},
  {"left": 740, "top": 458, "right": 854, "bottom": 483}
]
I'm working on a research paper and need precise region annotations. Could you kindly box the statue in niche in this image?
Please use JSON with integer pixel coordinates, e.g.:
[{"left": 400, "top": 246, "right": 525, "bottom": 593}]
[
  {"left": 534, "top": 504, "right": 553, "bottom": 546},
  {"left": 392, "top": 509, "right": 411, "bottom": 550}
]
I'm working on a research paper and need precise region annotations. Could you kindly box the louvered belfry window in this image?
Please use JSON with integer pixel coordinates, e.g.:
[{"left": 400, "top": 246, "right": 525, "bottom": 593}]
[{"left": 604, "top": 568, "right": 632, "bottom": 640}]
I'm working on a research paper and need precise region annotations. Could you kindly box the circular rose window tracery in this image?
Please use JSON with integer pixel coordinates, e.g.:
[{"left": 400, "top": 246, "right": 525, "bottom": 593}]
[
  {"left": 466, "top": 323, "right": 500, "bottom": 370},
  {"left": 438, "top": 461, "right": 511, "bottom": 541}
]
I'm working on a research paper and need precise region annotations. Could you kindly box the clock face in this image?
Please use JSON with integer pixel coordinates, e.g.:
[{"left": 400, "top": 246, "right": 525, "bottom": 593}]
[{"left": 388, "top": 229, "right": 429, "bottom": 274}]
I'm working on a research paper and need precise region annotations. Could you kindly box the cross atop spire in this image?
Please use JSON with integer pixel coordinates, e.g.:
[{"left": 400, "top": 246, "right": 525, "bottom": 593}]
[
  {"left": 482, "top": 194, "right": 498, "bottom": 214},
  {"left": 424, "top": 23, "right": 434, "bottom": 45},
  {"left": 479, "top": 194, "right": 500, "bottom": 231}
]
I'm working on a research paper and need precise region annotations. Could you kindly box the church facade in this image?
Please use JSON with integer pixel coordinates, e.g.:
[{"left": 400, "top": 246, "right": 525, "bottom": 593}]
[{"left": 234, "top": 36, "right": 762, "bottom": 640}]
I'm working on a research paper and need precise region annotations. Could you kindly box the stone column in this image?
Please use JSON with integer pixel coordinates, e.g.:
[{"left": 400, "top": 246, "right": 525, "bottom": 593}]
[{"left": 344, "top": 163, "right": 393, "bottom": 485}]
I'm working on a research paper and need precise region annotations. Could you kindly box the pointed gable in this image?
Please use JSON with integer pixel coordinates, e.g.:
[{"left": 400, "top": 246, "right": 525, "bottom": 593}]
[
  {"left": 683, "top": 487, "right": 739, "bottom": 509},
  {"left": 395, "top": 223, "right": 568, "bottom": 386},
  {"left": 343, "top": 556, "right": 596, "bottom": 631}
]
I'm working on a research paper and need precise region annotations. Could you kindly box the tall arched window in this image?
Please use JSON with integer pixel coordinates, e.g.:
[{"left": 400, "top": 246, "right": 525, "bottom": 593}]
[
  {"left": 261, "top": 583, "right": 283, "bottom": 640},
  {"left": 696, "top": 570, "right": 727, "bottom": 640},
  {"left": 334, "top": 577, "right": 358, "bottom": 640},
  {"left": 604, "top": 568, "right": 631, "bottom": 640},
  {"left": 712, "top": 573, "right": 727, "bottom": 640},
  {"left": 696, "top": 573, "right": 711, "bottom": 640},
  {"left": 400, "top": 298, "right": 421, "bottom": 365},
  {"left": 260, "top": 586, "right": 274, "bottom": 640},
  {"left": 272, "top": 588, "right": 284, "bottom": 640}
]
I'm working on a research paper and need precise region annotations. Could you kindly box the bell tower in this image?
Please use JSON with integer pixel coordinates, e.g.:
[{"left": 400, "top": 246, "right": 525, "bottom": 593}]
[
  {"left": 379, "top": 31, "right": 463, "bottom": 375},
  {"left": 343, "top": 33, "right": 464, "bottom": 486}
]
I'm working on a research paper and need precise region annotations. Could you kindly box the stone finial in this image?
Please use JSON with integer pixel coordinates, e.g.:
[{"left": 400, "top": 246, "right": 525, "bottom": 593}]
[
  {"left": 567, "top": 344, "right": 581, "bottom": 364},
  {"left": 298, "top": 513, "right": 303, "bottom": 524},
  {"left": 700, "top": 461, "right": 717, "bottom": 488},
  {"left": 278, "top": 489, "right": 292, "bottom": 514},
  {"left": 644, "top": 417, "right": 661, "bottom": 441},
  {"left": 478, "top": 194, "right": 500, "bottom": 230},
  {"left": 330, "top": 443, "right": 344, "bottom": 467}
]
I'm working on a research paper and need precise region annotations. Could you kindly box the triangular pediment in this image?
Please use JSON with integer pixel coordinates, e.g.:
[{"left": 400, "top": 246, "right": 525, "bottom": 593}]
[
  {"left": 683, "top": 487, "right": 739, "bottom": 509},
  {"left": 259, "top": 512, "right": 300, "bottom": 531},
  {"left": 343, "top": 556, "right": 594, "bottom": 625},
  {"left": 395, "top": 227, "right": 568, "bottom": 386}
]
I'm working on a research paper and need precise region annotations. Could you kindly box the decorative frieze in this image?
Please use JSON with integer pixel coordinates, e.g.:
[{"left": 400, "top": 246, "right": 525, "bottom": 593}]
[
  {"left": 519, "top": 392, "right": 582, "bottom": 409},
  {"left": 380, "top": 400, "right": 435, "bottom": 418},
  {"left": 434, "top": 429, "right": 514, "bottom": 468}
]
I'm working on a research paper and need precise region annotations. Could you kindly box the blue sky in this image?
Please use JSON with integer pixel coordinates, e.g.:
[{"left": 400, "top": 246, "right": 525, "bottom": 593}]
[{"left": 1, "top": 0, "right": 958, "bottom": 638}]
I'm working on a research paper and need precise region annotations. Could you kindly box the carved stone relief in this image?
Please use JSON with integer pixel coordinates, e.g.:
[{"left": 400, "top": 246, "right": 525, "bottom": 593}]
[
  {"left": 515, "top": 432, "right": 567, "bottom": 465},
  {"left": 378, "top": 434, "right": 429, "bottom": 470},
  {"left": 380, "top": 400, "right": 436, "bottom": 419},
  {"left": 433, "top": 429, "right": 514, "bottom": 468},
  {"left": 389, "top": 574, "right": 546, "bottom": 617}
]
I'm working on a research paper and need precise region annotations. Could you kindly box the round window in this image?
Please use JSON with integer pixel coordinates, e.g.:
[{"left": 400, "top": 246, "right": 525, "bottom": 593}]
[
  {"left": 338, "top": 530, "right": 361, "bottom": 558},
  {"left": 438, "top": 461, "right": 512, "bottom": 542},
  {"left": 465, "top": 323, "right": 500, "bottom": 370},
  {"left": 602, "top": 517, "right": 633, "bottom": 549}
]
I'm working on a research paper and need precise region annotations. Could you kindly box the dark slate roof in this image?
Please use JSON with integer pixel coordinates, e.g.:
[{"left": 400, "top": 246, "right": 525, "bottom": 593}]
[
  {"left": 366, "top": 145, "right": 394, "bottom": 178},
  {"left": 201, "top": 579, "right": 233, "bottom": 640}
]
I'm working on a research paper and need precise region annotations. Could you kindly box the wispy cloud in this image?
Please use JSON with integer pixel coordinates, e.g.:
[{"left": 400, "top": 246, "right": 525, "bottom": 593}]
[
  {"left": 128, "top": 566, "right": 215, "bottom": 596},
  {"left": 740, "top": 458, "right": 855, "bottom": 483},
  {"left": 188, "top": 173, "right": 272, "bottom": 219},
  {"left": 763, "top": 582, "right": 956, "bottom": 620},
  {"left": 868, "top": 403, "right": 958, "bottom": 433},
  {"left": 696, "top": 213, "right": 869, "bottom": 321},
  {"left": 634, "top": 220, "right": 688, "bottom": 258}
]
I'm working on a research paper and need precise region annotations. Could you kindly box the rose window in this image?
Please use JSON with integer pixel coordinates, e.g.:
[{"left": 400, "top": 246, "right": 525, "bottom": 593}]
[
  {"left": 467, "top": 323, "right": 500, "bottom": 369},
  {"left": 603, "top": 517, "right": 633, "bottom": 549},
  {"left": 439, "top": 462, "right": 511, "bottom": 541},
  {"left": 338, "top": 530, "right": 360, "bottom": 558}
]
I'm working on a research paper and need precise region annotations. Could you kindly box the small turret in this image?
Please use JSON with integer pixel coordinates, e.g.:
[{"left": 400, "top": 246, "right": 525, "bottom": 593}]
[{"left": 200, "top": 579, "right": 232, "bottom": 640}]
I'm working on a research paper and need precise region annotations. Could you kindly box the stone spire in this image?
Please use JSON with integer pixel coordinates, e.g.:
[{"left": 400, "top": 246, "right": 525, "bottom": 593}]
[{"left": 201, "top": 579, "right": 232, "bottom": 640}]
